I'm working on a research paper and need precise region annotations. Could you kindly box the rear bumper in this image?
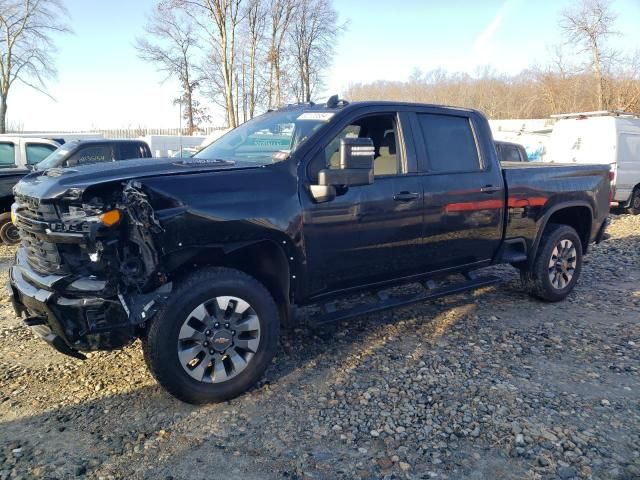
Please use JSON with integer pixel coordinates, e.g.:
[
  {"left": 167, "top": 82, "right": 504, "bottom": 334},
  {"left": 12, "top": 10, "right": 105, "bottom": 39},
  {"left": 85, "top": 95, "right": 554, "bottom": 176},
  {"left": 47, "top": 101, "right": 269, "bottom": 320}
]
[{"left": 9, "top": 250, "right": 133, "bottom": 357}]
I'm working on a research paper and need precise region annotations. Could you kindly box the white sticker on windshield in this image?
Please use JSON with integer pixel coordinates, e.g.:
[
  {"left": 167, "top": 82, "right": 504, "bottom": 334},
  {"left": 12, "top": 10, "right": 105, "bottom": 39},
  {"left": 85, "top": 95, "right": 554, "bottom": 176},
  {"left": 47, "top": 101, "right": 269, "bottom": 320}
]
[{"left": 297, "top": 112, "right": 335, "bottom": 121}]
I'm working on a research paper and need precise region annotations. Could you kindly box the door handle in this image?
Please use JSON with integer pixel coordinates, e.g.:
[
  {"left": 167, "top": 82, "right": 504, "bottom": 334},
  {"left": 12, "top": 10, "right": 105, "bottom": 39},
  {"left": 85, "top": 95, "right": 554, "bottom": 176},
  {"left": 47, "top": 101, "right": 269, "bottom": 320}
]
[
  {"left": 480, "top": 185, "right": 501, "bottom": 194},
  {"left": 393, "top": 192, "right": 420, "bottom": 202}
]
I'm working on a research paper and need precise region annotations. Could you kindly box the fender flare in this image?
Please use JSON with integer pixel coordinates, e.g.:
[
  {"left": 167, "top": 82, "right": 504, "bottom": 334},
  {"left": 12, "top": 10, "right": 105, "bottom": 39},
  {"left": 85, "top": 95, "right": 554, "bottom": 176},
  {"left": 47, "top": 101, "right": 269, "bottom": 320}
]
[{"left": 528, "top": 200, "right": 594, "bottom": 267}]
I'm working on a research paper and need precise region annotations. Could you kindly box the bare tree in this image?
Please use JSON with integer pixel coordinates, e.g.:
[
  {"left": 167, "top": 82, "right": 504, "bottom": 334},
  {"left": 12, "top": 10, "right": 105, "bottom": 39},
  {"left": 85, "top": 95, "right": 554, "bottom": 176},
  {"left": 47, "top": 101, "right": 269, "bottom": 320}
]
[
  {"left": 176, "top": 0, "right": 244, "bottom": 128},
  {"left": 266, "top": 0, "right": 296, "bottom": 108},
  {"left": 241, "top": 0, "right": 266, "bottom": 120},
  {"left": 289, "top": 0, "right": 343, "bottom": 103},
  {"left": 0, "top": 0, "right": 70, "bottom": 133},
  {"left": 561, "top": 0, "right": 618, "bottom": 110},
  {"left": 135, "top": 3, "right": 205, "bottom": 134}
]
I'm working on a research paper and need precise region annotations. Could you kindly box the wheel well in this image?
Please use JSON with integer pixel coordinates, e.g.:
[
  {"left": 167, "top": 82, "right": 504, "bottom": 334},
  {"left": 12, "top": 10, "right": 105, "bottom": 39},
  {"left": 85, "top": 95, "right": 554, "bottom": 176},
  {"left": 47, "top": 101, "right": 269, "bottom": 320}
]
[
  {"left": 172, "top": 240, "right": 293, "bottom": 327},
  {"left": 0, "top": 196, "right": 14, "bottom": 214},
  {"left": 545, "top": 206, "right": 592, "bottom": 252}
]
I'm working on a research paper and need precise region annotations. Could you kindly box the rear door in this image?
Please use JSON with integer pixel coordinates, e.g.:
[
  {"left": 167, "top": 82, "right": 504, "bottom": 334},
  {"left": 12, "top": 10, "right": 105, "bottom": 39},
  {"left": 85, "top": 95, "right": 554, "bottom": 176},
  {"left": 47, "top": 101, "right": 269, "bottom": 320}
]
[{"left": 412, "top": 110, "right": 505, "bottom": 271}]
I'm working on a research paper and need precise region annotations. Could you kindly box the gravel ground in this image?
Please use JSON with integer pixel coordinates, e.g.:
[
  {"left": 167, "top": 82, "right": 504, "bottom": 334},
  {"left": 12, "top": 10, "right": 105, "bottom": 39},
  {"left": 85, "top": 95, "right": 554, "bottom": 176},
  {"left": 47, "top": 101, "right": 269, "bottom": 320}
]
[{"left": 0, "top": 214, "right": 638, "bottom": 480}]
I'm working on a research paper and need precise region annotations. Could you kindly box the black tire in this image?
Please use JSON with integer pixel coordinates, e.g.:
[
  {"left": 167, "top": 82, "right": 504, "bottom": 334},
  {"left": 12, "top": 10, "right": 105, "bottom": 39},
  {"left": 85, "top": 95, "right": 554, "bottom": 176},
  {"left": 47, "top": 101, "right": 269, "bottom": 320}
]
[
  {"left": 628, "top": 188, "right": 640, "bottom": 215},
  {"left": 143, "top": 267, "right": 280, "bottom": 404},
  {"left": 0, "top": 219, "right": 20, "bottom": 245},
  {"left": 520, "top": 224, "right": 583, "bottom": 302},
  {"left": 0, "top": 212, "right": 10, "bottom": 245}
]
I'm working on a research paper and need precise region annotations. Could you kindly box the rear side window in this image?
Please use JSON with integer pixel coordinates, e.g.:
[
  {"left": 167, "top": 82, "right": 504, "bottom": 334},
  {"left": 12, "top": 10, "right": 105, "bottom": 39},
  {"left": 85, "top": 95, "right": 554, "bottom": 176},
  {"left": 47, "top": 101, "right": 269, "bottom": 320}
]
[
  {"left": 67, "top": 145, "right": 113, "bottom": 166},
  {"left": 0, "top": 142, "right": 16, "bottom": 168},
  {"left": 119, "top": 143, "right": 145, "bottom": 159},
  {"left": 503, "top": 145, "right": 522, "bottom": 162},
  {"left": 417, "top": 114, "right": 480, "bottom": 172},
  {"left": 26, "top": 143, "right": 57, "bottom": 165}
]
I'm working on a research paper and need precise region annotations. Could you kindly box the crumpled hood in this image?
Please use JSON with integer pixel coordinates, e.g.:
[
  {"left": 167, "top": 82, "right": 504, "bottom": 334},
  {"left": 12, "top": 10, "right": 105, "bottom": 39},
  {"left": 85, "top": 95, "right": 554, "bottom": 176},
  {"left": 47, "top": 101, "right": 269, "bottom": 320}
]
[{"left": 14, "top": 157, "right": 260, "bottom": 201}]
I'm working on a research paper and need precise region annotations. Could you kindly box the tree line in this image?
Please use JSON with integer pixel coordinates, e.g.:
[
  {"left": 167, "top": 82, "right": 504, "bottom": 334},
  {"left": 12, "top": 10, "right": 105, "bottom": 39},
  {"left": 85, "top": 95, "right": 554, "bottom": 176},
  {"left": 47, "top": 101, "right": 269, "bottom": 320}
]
[
  {"left": 135, "top": 0, "right": 345, "bottom": 133},
  {"left": 347, "top": 0, "right": 640, "bottom": 119}
]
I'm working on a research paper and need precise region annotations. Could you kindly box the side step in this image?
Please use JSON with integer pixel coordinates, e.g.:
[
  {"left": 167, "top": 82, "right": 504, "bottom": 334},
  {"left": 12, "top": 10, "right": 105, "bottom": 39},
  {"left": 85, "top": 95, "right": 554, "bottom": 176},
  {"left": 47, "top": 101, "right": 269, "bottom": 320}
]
[{"left": 310, "top": 274, "right": 501, "bottom": 326}]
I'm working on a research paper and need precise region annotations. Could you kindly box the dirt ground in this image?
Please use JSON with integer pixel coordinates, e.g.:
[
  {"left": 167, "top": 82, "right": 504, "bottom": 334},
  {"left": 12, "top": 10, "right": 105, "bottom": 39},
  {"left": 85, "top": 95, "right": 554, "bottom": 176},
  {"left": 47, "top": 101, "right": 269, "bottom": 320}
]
[{"left": 0, "top": 214, "right": 638, "bottom": 480}]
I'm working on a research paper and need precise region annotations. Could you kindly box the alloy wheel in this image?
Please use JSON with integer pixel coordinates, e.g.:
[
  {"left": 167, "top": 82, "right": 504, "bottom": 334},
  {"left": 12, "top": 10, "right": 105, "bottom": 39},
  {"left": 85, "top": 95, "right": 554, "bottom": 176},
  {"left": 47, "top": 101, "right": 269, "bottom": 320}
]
[
  {"left": 177, "top": 296, "right": 261, "bottom": 383},
  {"left": 547, "top": 239, "right": 577, "bottom": 290}
]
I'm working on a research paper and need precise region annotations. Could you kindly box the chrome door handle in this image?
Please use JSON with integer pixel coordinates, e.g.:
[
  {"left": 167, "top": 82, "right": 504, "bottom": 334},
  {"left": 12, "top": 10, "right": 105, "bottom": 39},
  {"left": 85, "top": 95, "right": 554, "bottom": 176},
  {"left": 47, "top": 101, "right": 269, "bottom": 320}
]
[
  {"left": 480, "top": 185, "right": 501, "bottom": 194},
  {"left": 393, "top": 192, "right": 420, "bottom": 202}
]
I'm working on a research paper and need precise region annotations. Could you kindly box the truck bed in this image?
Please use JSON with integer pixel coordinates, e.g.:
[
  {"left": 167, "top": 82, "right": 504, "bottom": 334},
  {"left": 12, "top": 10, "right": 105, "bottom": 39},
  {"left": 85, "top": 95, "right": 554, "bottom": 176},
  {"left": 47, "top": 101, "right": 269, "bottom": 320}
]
[{"left": 502, "top": 162, "right": 610, "bottom": 248}]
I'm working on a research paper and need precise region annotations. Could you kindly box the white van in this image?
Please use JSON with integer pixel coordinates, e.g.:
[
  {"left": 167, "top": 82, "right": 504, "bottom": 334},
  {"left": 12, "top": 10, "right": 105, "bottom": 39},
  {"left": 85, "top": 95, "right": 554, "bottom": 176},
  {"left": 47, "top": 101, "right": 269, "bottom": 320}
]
[{"left": 546, "top": 111, "right": 640, "bottom": 213}]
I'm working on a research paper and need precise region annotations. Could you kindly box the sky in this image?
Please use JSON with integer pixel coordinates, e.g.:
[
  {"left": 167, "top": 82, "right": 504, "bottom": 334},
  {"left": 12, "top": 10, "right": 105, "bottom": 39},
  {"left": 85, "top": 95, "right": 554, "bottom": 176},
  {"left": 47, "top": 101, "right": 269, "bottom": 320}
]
[{"left": 7, "top": 0, "right": 640, "bottom": 131}]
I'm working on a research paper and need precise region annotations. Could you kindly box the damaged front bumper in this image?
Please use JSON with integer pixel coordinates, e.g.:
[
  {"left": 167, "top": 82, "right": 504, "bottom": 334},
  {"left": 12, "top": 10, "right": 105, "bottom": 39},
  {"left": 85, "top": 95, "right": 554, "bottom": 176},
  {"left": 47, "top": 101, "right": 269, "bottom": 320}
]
[{"left": 9, "top": 249, "right": 166, "bottom": 358}]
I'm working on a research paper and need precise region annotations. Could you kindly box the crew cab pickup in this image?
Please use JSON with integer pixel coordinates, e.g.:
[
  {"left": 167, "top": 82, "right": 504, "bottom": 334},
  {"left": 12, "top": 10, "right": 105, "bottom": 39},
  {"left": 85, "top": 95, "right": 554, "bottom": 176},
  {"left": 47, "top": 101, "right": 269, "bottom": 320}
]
[{"left": 9, "top": 99, "right": 610, "bottom": 404}]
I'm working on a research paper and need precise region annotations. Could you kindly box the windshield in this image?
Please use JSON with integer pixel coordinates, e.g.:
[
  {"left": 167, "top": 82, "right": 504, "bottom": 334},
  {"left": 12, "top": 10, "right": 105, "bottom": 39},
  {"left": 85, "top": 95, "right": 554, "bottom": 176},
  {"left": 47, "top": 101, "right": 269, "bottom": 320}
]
[
  {"left": 35, "top": 144, "right": 76, "bottom": 170},
  {"left": 194, "top": 109, "right": 332, "bottom": 164}
]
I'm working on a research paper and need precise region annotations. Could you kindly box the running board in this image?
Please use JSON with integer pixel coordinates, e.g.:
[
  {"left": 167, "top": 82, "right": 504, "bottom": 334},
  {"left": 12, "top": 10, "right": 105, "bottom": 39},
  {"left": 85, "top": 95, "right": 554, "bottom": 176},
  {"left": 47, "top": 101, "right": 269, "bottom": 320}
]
[{"left": 310, "top": 275, "right": 501, "bottom": 326}]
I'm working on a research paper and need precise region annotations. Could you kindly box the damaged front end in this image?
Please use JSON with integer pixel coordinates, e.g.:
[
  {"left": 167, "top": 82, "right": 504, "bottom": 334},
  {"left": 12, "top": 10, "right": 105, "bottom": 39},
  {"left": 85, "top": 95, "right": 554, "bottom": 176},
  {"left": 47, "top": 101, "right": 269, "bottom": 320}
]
[{"left": 9, "top": 180, "right": 172, "bottom": 357}]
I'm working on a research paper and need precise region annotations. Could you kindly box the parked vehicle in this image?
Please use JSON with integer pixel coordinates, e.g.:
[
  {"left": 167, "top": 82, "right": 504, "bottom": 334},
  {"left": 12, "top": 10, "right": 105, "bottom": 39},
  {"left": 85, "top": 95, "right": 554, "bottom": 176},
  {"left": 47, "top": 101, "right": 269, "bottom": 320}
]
[
  {"left": 546, "top": 111, "right": 640, "bottom": 214},
  {"left": 142, "top": 135, "right": 206, "bottom": 157},
  {"left": 0, "top": 137, "right": 62, "bottom": 244},
  {"left": 34, "top": 139, "right": 152, "bottom": 170},
  {"left": 495, "top": 140, "right": 529, "bottom": 162},
  {"left": 9, "top": 98, "right": 610, "bottom": 404}
]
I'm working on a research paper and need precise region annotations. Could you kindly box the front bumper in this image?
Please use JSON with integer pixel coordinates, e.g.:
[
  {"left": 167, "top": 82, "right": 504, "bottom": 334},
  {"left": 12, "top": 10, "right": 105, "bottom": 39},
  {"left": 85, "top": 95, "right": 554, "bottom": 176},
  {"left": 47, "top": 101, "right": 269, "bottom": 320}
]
[{"left": 9, "top": 249, "right": 133, "bottom": 357}]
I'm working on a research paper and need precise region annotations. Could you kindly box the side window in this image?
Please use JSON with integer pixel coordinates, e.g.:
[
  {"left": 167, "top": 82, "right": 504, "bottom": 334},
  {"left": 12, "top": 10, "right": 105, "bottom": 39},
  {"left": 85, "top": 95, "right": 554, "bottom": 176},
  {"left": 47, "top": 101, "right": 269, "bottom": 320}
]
[
  {"left": 67, "top": 145, "right": 113, "bottom": 166},
  {"left": 504, "top": 145, "right": 521, "bottom": 162},
  {"left": 311, "top": 113, "right": 401, "bottom": 180},
  {"left": 26, "top": 143, "right": 57, "bottom": 165},
  {"left": 417, "top": 114, "right": 480, "bottom": 172},
  {"left": 119, "top": 143, "right": 143, "bottom": 160},
  {"left": 0, "top": 142, "right": 16, "bottom": 168}
]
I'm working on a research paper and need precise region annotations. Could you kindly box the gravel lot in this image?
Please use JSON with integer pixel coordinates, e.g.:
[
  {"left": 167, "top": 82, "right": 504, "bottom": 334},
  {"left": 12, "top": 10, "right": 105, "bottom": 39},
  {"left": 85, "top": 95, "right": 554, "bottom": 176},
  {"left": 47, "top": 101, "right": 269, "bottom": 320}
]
[{"left": 1, "top": 214, "right": 638, "bottom": 480}]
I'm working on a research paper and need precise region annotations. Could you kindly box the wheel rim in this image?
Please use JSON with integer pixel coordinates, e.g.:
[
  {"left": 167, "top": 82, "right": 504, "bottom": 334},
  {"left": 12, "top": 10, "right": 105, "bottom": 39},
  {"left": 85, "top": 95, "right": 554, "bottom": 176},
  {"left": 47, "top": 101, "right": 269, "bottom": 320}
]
[
  {"left": 547, "top": 239, "right": 577, "bottom": 290},
  {"left": 633, "top": 192, "right": 640, "bottom": 209},
  {"left": 4, "top": 224, "right": 20, "bottom": 244},
  {"left": 177, "top": 296, "right": 261, "bottom": 384}
]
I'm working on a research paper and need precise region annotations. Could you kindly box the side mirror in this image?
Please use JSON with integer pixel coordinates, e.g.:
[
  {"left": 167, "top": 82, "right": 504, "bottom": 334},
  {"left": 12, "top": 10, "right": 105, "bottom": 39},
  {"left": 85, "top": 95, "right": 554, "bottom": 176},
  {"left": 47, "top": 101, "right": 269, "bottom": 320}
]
[{"left": 310, "top": 138, "right": 375, "bottom": 203}]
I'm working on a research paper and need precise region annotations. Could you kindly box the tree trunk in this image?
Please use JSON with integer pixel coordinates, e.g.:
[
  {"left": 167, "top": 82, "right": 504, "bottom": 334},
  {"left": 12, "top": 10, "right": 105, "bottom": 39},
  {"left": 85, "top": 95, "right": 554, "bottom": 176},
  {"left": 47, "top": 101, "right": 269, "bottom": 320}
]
[{"left": 0, "top": 95, "right": 6, "bottom": 134}]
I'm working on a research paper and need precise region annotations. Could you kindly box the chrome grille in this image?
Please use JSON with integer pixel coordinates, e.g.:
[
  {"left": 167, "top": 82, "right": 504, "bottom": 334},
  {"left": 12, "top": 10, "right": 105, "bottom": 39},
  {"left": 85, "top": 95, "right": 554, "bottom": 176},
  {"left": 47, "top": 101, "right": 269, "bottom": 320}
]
[{"left": 14, "top": 194, "right": 67, "bottom": 275}]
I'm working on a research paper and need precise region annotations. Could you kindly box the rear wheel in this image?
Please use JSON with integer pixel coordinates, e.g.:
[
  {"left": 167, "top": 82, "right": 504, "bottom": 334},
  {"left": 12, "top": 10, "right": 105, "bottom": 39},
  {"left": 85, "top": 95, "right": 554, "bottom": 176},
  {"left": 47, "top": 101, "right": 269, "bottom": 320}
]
[
  {"left": 143, "top": 267, "right": 280, "bottom": 404},
  {"left": 628, "top": 188, "right": 640, "bottom": 215},
  {"left": 520, "top": 224, "right": 583, "bottom": 302}
]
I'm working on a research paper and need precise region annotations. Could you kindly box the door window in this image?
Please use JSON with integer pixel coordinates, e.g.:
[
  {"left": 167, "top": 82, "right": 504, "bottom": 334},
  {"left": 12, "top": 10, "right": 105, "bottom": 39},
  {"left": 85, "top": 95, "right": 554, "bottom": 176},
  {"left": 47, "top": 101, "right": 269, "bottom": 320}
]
[
  {"left": 0, "top": 142, "right": 16, "bottom": 168},
  {"left": 417, "top": 114, "right": 481, "bottom": 172},
  {"left": 26, "top": 143, "right": 57, "bottom": 165},
  {"left": 311, "top": 113, "right": 401, "bottom": 180},
  {"left": 119, "top": 143, "right": 145, "bottom": 159}
]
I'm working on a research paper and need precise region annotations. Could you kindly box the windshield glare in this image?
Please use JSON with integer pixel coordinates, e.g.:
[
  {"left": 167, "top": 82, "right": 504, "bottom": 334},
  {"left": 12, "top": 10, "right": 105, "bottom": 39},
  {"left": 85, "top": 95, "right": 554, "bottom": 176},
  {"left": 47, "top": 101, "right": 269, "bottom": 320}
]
[{"left": 195, "top": 110, "right": 331, "bottom": 164}]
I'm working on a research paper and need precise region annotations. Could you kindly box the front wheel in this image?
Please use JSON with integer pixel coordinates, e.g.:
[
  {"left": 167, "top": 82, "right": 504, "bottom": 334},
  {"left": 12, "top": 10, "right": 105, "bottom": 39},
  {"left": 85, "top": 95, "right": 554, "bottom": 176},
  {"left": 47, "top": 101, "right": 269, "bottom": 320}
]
[
  {"left": 143, "top": 267, "right": 280, "bottom": 404},
  {"left": 0, "top": 220, "right": 20, "bottom": 245},
  {"left": 520, "top": 224, "right": 583, "bottom": 302}
]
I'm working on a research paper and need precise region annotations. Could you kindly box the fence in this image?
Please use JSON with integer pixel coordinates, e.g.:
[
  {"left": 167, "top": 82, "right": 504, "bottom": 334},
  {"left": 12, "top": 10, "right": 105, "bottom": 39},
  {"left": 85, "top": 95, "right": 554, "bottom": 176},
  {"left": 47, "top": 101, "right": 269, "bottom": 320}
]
[{"left": 10, "top": 127, "right": 228, "bottom": 139}]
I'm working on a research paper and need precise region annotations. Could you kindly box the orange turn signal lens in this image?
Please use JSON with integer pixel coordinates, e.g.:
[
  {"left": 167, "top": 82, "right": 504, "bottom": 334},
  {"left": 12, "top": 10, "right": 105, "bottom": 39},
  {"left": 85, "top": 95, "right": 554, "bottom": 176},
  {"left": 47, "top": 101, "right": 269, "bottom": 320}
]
[{"left": 100, "top": 209, "right": 121, "bottom": 227}]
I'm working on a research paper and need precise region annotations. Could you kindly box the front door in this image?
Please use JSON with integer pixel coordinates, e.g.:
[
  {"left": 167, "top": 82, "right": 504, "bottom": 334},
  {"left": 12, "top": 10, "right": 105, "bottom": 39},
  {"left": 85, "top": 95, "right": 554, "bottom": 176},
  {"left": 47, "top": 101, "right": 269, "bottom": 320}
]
[{"left": 301, "top": 111, "right": 424, "bottom": 298}]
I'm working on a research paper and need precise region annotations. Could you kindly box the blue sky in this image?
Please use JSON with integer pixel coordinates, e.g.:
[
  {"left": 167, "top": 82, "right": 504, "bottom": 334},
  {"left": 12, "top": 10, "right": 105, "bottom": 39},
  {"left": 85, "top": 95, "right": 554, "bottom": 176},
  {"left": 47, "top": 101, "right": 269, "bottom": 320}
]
[{"left": 8, "top": 0, "right": 640, "bottom": 130}]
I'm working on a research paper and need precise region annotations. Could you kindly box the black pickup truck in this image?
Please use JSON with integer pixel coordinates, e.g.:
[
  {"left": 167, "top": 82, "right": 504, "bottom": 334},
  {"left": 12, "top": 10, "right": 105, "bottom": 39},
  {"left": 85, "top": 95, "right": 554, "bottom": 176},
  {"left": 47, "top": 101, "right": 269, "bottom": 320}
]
[{"left": 9, "top": 99, "right": 610, "bottom": 404}]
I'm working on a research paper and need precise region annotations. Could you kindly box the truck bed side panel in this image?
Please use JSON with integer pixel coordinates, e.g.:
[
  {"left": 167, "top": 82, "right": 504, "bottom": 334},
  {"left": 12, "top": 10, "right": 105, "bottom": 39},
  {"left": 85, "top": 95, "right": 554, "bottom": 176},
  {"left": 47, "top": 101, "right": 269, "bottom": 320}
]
[{"left": 502, "top": 162, "right": 610, "bottom": 251}]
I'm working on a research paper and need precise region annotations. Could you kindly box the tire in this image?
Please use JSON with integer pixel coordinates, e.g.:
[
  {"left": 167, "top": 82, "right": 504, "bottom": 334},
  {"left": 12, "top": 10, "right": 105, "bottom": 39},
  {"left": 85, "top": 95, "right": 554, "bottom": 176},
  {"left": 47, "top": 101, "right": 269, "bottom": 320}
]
[
  {"left": 628, "top": 188, "right": 640, "bottom": 215},
  {"left": 520, "top": 224, "right": 583, "bottom": 302},
  {"left": 0, "top": 218, "right": 20, "bottom": 245},
  {"left": 143, "top": 267, "right": 280, "bottom": 404}
]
